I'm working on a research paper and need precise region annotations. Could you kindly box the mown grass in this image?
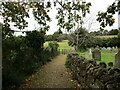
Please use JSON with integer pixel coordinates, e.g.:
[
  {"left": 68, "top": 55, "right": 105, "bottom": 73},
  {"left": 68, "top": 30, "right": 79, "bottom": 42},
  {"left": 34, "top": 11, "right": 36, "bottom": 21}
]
[
  {"left": 77, "top": 49, "right": 118, "bottom": 65},
  {"left": 44, "top": 40, "right": 74, "bottom": 51},
  {"left": 44, "top": 37, "right": 118, "bottom": 66},
  {"left": 96, "top": 35, "right": 117, "bottom": 38}
]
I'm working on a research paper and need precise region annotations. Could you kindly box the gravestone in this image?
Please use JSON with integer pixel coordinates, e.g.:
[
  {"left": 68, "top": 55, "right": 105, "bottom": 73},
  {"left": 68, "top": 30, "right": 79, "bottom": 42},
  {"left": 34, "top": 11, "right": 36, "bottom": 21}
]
[
  {"left": 92, "top": 49, "right": 101, "bottom": 61},
  {"left": 114, "top": 50, "right": 120, "bottom": 69},
  {"left": 89, "top": 48, "right": 92, "bottom": 54}
]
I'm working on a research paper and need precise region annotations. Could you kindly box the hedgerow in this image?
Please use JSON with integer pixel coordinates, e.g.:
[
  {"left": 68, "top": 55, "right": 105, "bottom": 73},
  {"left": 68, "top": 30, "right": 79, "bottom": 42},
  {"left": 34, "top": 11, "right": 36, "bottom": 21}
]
[{"left": 2, "top": 31, "right": 59, "bottom": 89}]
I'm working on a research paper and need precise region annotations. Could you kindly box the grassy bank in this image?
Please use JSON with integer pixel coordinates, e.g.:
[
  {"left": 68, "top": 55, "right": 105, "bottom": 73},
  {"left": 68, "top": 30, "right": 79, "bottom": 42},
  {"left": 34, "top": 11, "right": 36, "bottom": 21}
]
[{"left": 44, "top": 40, "right": 74, "bottom": 51}]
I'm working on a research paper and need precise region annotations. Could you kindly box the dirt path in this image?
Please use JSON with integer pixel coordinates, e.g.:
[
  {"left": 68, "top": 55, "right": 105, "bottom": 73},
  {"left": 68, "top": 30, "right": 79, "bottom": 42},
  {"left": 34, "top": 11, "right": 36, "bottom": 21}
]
[{"left": 21, "top": 54, "right": 80, "bottom": 88}]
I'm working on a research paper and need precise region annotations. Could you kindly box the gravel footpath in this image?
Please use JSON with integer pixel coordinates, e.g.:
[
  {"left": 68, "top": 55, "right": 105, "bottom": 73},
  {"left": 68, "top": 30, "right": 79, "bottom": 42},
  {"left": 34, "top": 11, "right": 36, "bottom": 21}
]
[{"left": 20, "top": 54, "right": 81, "bottom": 88}]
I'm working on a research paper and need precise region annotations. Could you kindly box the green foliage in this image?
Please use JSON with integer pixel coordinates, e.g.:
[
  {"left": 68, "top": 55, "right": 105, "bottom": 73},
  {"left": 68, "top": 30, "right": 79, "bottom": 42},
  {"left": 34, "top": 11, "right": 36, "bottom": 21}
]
[
  {"left": 25, "top": 30, "right": 45, "bottom": 50},
  {"left": 65, "top": 56, "right": 70, "bottom": 68},
  {"left": 0, "top": 22, "right": 2, "bottom": 30},
  {"left": 56, "top": 1, "right": 91, "bottom": 31},
  {"left": 48, "top": 41, "right": 59, "bottom": 57},
  {"left": 1, "top": 2, "right": 29, "bottom": 30},
  {"left": 118, "top": 32, "right": 120, "bottom": 38},
  {"left": 68, "top": 28, "right": 120, "bottom": 50},
  {"left": 1, "top": 1, "right": 91, "bottom": 37},
  {"left": 45, "top": 35, "right": 53, "bottom": 41},
  {"left": 45, "top": 31, "right": 68, "bottom": 42},
  {"left": 0, "top": 1, "right": 92, "bottom": 88},
  {"left": 2, "top": 32, "right": 59, "bottom": 89},
  {"left": 1, "top": 2, "right": 51, "bottom": 37},
  {"left": 90, "top": 29, "right": 119, "bottom": 36},
  {"left": 68, "top": 27, "right": 93, "bottom": 50},
  {"left": 97, "top": 2, "right": 118, "bottom": 29},
  {"left": 91, "top": 37, "right": 120, "bottom": 48},
  {"left": 48, "top": 41, "right": 59, "bottom": 52},
  {"left": 109, "top": 29, "right": 119, "bottom": 35},
  {"left": 52, "top": 31, "right": 63, "bottom": 42}
]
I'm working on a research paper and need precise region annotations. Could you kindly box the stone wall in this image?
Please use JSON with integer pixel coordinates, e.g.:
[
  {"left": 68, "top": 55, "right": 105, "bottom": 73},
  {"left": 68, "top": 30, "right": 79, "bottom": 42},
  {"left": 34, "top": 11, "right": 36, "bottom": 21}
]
[{"left": 67, "top": 53, "right": 120, "bottom": 88}]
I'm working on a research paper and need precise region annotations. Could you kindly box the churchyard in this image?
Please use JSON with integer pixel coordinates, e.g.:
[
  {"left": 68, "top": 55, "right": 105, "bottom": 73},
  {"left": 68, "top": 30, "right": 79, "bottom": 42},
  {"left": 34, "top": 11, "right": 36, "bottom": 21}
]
[
  {"left": 77, "top": 48, "right": 118, "bottom": 65},
  {"left": 44, "top": 40, "right": 118, "bottom": 68},
  {"left": 2, "top": 0, "right": 120, "bottom": 89}
]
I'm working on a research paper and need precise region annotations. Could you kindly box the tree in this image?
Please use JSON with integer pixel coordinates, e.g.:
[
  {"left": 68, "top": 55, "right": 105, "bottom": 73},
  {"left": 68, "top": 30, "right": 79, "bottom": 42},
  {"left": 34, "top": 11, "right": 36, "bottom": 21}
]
[
  {"left": 45, "top": 35, "right": 53, "bottom": 41},
  {"left": 55, "top": 0, "right": 91, "bottom": 50},
  {"left": 96, "top": 1, "right": 119, "bottom": 29},
  {"left": 108, "top": 29, "right": 119, "bottom": 35},
  {"left": 68, "top": 27, "right": 94, "bottom": 50},
  {"left": 103, "top": 30, "right": 109, "bottom": 35},
  {"left": 52, "top": 30, "right": 63, "bottom": 42},
  {"left": 96, "top": 0, "right": 120, "bottom": 64},
  {"left": 0, "top": 1, "right": 51, "bottom": 37},
  {"left": 25, "top": 30, "right": 45, "bottom": 50},
  {"left": 56, "top": 0, "right": 91, "bottom": 32}
]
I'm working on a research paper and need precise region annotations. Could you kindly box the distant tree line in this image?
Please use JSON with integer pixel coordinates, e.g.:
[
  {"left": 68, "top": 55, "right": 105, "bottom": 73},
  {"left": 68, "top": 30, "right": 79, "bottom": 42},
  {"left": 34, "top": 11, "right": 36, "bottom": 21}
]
[
  {"left": 68, "top": 27, "right": 120, "bottom": 51},
  {"left": 90, "top": 29, "right": 119, "bottom": 36},
  {"left": 45, "top": 31, "right": 68, "bottom": 42},
  {"left": 90, "top": 37, "right": 120, "bottom": 48}
]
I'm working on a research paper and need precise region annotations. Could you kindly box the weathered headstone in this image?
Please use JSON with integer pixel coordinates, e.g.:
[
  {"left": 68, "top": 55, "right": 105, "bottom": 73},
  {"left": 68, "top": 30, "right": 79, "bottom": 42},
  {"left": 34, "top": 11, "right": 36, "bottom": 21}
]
[
  {"left": 92, "top": 49, "right": 101, "bottom": 61},
  {"left": 107, "top": 47, "right": 111, "bottom": 50},
  {"left": 89, "top": 48, "right": 92, "bottom": 54},
  {"left": 114, "top": 50, "right": 120, "bottom": 69}
]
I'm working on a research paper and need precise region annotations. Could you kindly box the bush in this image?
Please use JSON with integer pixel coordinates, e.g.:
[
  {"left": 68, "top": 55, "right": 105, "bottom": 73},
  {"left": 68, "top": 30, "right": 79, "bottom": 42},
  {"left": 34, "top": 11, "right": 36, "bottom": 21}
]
[
  {"left": 65, "top": 56, "right": 70, "bottom": 68},
  {"left": 2, "top": 31, "right": 59, "bottom": 89},
  {"left": 118, "top": 32, "right": 120, "bottom": 38},
  {"left": 48, "top": 41, "right": 59, "bottom": 57},
  {"left": 25, "top": 30, "right": 45, "bottom": 50}
]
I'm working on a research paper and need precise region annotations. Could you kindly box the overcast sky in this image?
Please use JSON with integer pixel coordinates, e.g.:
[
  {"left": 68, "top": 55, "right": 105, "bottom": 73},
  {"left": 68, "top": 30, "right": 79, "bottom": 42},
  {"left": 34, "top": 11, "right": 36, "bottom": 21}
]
[
  {"left": 46, "top": 0, "right": 118, "bottom": 34},
  {"left": 1, "top": 0, "right": 118, "bottom": 35}
]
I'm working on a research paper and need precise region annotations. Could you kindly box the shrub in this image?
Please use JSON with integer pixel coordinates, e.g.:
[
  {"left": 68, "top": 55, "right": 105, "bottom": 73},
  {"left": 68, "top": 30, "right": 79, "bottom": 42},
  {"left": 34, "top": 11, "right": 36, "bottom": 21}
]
[
  {"left": 48, "top": 41, "right": 59, "bottom": 57},
  {"left": 2, "top": 31, "right": 59, "bottom": 89},
  {"left": 25, "top": 30, "right": 45, "bottom": 50},
  {"left": 65, "top": 56, "right": 70, "bottom": 68},
  {"left": 118, "top": 32, "right": 120, "bottom": 38}
]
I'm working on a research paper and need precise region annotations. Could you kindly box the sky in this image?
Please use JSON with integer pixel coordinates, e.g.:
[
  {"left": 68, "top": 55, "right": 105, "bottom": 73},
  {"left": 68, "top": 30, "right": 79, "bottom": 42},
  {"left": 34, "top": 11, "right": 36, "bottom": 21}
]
[
  {"left": 0, "top": 0, "right": 119, "bottom": 35},
  {"left": 46, "top": 0, "right": 118, "bottom": 34}
]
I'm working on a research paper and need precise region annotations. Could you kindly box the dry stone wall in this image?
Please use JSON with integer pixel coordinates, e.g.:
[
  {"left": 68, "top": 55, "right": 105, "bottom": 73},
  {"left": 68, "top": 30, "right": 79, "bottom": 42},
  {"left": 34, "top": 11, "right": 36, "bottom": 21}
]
[{"left": 67, "top": 53, "right": 120, "bottom": 88}]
